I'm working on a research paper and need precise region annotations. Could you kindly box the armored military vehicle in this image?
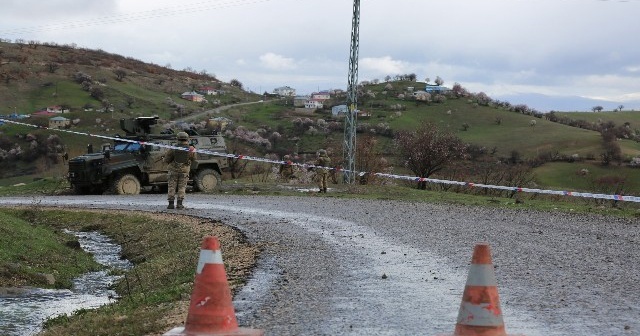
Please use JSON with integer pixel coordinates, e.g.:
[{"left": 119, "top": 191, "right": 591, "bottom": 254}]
[{"left": 68, "top": 116, "right": 228, "bottom": 195}]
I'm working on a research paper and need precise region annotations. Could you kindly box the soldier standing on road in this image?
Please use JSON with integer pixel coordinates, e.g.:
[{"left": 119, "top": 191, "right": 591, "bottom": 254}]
[
  {"left": 279, "top": 154, "right": 294, "bottom": 182},
  {"left": 315, "top": 149, "right": 331, "bottom": 193},
  {"left": 164, "top": 132, "right": 195, "bottom": 209}
]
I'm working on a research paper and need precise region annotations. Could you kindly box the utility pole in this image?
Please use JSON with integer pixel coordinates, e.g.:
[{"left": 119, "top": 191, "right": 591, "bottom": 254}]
[{"left": 343, "top": 0, "right": 360, "bottom": 184}]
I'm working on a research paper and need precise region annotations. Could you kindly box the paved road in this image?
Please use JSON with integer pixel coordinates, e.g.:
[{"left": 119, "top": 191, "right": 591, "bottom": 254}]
[
  {"left": 174, "top": 101, "right": 263, "bottom": 123},
  {"left": 2, "top": 194, "right": 638, "bottom": 336}
]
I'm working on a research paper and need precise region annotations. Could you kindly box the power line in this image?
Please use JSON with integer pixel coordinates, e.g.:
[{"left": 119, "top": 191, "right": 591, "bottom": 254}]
[{"left": 343, "top": 0, "right": 360, "bottom": 185}]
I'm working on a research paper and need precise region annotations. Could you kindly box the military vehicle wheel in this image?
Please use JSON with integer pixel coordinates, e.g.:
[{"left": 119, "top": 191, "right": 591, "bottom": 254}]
[
  {"left": 194, "top": 169, "right": 221, "bottom": 192},
  {"left": 111, "top": 174, "right": 141, "bottom": 195},
  {"left": 73, "top": 185, "right": 90, "bottom": 195}
]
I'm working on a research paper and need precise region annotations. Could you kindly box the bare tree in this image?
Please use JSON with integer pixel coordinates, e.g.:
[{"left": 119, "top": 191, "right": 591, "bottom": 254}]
[
  {"left": 434, "top": 76, "right": 444, "bottom": 86},
  {"left": 46, "top": 62, "right": 60, "bottom": 73},
  {"left": 90, "top": 87, "right": 104, "bottom": 100},
  {"left": 125, "top": 96, "right": 135, "bottom": 108},
  {"left": 618, "top": 105, "right": 624, "bottom": 112},
  {"left": 451, "top": 82, "right": 468, "bottom": 97},
  {"left": 114, "top": 68, "right": 127, "bottom": 81},
  {"left": 592, "top": 106, "right": 604, "bottom": 112},
  {"left": 356, "top": 135, "right": 390, "bottom": 185},
  {"left": 474, "top": 92, "right": 492, "bottom": 106},
  {"left": 394, "top": 123, "right": 467, "bottom": 189},
  {"left": 230, "top": 79, "right": 243, "bottom": 89}
]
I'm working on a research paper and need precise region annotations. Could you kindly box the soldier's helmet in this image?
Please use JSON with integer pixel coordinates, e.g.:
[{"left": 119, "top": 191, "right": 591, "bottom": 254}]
[
  {"left": 177, "top": 131, "right": 189, "bottom": 141},
  {"left": 318, "top": 149, "right": 327, "bottom": 155}
]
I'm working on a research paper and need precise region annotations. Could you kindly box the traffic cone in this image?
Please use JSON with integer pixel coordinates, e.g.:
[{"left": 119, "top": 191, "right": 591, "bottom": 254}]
[
  {"left": 442, "top": 243, "right": 520, "bottom": 336},
  {"left": 164, "top": 236, "right": 264, "bottom": 336}
]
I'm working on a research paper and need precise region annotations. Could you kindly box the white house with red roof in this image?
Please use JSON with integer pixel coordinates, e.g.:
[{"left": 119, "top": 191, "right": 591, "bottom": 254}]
[
  {"left": 311, "top": 91, "right": 331, "bottom": 101},
  {"left": 181, "top": 91, "right": 206, "bottom": 102},
  {"left": 46, "top": 105, "right": 69, "bottom": 113}
]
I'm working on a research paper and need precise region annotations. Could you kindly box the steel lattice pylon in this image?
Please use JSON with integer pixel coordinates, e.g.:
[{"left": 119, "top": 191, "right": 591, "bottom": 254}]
[{"left": 343, "top": 0, "right": 360, "bottom": 184}]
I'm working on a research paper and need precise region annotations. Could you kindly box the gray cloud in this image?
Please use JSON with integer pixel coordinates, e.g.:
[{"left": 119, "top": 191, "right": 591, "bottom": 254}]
[{"left": 1, "top": 0, "right": 640, "bottom": 108}]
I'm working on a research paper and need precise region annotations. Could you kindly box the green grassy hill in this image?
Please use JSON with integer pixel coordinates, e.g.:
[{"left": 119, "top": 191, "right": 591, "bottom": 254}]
[
  {"left": 0, "top": 41, "right": 259, "bottom": 119},
  {"left": 2, "top": 41, "right": 640, "bottom": 198},
  {"left": 0, "top": 40, "right": 260, "bottom": 176},
  {"left": 555, "top": 110, "right": 640, "bottom": 130}
]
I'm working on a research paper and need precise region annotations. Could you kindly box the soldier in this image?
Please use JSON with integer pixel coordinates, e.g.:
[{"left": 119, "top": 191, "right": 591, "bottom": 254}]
[
  {"left": 315, "top": 149, "right": 331, "bottom": 193},
  {"left": 279, "top": 154, "right": 294, "bottom": 182},
  {"left": 164, "top": 132, "right": 195, "bottom": 209}
]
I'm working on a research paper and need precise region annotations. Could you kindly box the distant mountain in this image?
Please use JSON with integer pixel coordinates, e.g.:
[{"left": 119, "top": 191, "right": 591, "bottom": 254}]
[{"left": 493, "top": 93, "right": 640, "bottom": 113}]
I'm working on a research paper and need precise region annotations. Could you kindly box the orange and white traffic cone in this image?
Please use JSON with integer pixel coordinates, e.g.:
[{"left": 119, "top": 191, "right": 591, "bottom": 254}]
[
  {"left": 164, "top": 236, "right": 264, "bottom": 336},
  {"left": 442, "top": 242, "right": 522, "bottom": 336}
]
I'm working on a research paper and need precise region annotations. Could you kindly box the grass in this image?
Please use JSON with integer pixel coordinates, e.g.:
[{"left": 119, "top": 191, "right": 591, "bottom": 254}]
[
  {"left": 533, "top": 161, "right": 640, "bottom": 195},
  {"left": 0, "top": 208, "right": 100, "bottom": 289},
  {"left": 376, "top": 98, "right": 617, "bottom": 159},
  {"left": 554, "top": 110, "right": 640, "bottom": 130},
  {"left": 0, "top": 208, "right": 258, "bottom": 336},
  {"left": 0, "top": 176, "right": 69, "bottom": 193}
]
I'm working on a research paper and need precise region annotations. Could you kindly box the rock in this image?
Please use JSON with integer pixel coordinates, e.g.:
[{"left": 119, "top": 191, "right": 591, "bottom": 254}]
[
  {"left": 0, "top": 287, "right": 34, "bottom": 296},
  {"left": 36, "top": 273, "right": 56, "bottom": 285},
  {"left": 65, "top": 240, "right": 82, "bottom": 250}
]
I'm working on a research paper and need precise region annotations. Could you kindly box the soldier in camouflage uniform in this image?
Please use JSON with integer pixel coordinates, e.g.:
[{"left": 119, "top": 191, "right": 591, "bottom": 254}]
[
  {"left": 315, "top": 149, "right": 331, "bottom": 193},
  {"left": 164, "top": 132, "right": 195, "bottom": 209},
  {"left": 279, "top": 154, "right": 294, "bottom": 182}
]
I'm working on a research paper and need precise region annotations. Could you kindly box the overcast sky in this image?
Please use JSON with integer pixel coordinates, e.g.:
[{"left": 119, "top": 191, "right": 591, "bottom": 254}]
[{"left": 2, "top": 0, "right": 640, "bottom": 111}]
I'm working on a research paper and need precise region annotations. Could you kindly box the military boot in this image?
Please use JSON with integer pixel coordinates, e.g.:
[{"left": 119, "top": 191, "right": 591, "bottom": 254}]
[
  {"left": 176, "top": 199, "right": 185, "bottom": 209},
  {"left": 167, "top": 200, "right": 175, "bottom": 209}
]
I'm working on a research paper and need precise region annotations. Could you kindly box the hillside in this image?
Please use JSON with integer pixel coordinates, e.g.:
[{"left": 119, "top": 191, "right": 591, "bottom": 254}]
[
  {"left": 0, "top": 40, "right": 259, "bottom": 175},
  {"left": 2, "top": 41, "right": 640, "bottom": 197},
  {"left": 0, "top": 41, "right": 258, "bottom": 113}
]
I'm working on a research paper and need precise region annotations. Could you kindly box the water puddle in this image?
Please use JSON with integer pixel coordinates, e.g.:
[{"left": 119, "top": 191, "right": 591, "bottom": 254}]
[{"left": 0, "top": 230, "right": 132, "bottom": 336}]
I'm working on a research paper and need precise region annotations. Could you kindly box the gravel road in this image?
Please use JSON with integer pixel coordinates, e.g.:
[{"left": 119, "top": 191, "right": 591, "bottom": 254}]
[{"left": 2, "top": 194, "right": 638, "bottom": 336}]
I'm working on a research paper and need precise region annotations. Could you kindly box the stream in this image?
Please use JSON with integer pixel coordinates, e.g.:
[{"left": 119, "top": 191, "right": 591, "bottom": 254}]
[{"left": 0, "top": 230, "right": 132, "bottom": 336}]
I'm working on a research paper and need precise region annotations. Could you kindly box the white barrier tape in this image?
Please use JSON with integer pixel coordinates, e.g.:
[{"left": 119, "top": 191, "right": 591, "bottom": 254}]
[{"left": 2, "top": 118, "right": 640, "bottom": 203}]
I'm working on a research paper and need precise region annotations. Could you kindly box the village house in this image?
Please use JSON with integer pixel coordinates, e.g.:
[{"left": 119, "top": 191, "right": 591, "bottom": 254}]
[
  {"left": 424, "top": 85, "right": 450, "bottom": 94},
  {"left": 293, "top": 95, "right": 310, "bottom": 107},
  {"left": 357, "top": 110, "right": 372, "bottom": 119},
  {"left": 181, "top": 91, "right": 206, "bottom": 102},
  {"left": 311, "top": 91, "right": 331, "bottom": 101},
  {"left": 273, "top": 86, "right": 296, "bottom": 97},
  {"left": 331, "top": 105, "right": 348, "bottom": 116},
  {"left": 46, "top": 105, "right": 69, "bottom": 113},
  {"left": 49, "top": 116, "right": 70, "bottom": 129},
  {"left": 197, "top": 86, "right": 218, "bottom": 95},
  {"left": 304, "top": 99, "right": 324, "bottom": 109}
]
